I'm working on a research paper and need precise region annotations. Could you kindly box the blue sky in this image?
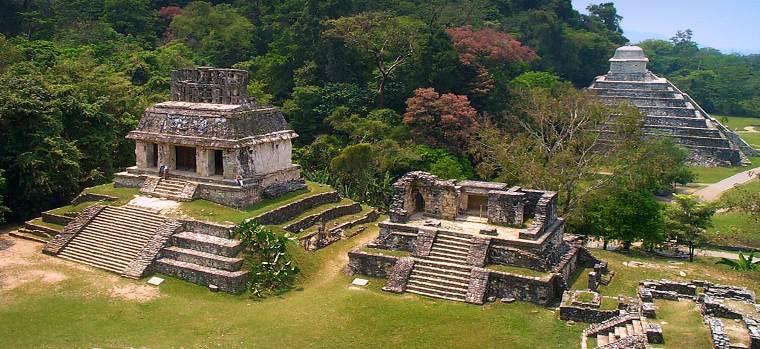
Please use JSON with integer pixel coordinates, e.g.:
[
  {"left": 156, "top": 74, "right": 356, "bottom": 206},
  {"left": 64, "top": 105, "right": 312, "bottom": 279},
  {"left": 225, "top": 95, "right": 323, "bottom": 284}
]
[{"left": 571, "top": 0, "right": 760, "bottom": 54}]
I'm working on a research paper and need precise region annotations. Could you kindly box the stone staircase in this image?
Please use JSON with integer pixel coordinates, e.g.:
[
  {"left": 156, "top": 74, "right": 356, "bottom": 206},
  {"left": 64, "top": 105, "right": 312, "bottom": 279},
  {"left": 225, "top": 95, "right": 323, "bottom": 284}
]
[
  {"left": 590, "top": 78, "right": 753, "bottom": 166},
  {"left": 582, "top": 314, "right": 659, "bottom": 349},
  {"left": 406, "top": 232, "right": 474, "bottom": 302},
  {"left": 153, "top": 225, "right": 248, "bottom": 293},
  {"left": 140, "top": 176, "right": 198, "bottom": 201},
  {"left": 57, "top": 206, "right": 165, "bottom": 274}
]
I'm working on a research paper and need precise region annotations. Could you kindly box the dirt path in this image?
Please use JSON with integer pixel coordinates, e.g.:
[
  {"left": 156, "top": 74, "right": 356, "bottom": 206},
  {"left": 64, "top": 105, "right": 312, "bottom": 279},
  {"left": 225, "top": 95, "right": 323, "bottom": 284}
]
[{"left": 693, "top": 168, "right": 758, "bottom": 201}]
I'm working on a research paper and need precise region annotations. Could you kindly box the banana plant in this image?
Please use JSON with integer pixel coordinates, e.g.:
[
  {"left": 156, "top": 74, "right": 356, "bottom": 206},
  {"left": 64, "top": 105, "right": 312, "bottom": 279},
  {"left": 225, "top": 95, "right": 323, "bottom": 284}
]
[{"left": 716, "top": 252, "right": 759, "bottom": 272}]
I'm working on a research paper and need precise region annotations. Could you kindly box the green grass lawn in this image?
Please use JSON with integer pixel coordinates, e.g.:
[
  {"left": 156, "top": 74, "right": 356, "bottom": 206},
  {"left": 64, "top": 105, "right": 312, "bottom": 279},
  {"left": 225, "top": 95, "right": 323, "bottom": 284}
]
[
  {"left": 705, "top": 180, "right": 760, "bottom": 249},
  {"left": 177, "top": 181, "right": 333, "bottom": 224},
  {"left": 652, "top": 300, "right": 712, "bottom": 349},
  {"left": 49, "top": 183, "right": 141, "bottom": 215},
  {"left": 688, "top": 156, "right": 759, "bottom": 184}
]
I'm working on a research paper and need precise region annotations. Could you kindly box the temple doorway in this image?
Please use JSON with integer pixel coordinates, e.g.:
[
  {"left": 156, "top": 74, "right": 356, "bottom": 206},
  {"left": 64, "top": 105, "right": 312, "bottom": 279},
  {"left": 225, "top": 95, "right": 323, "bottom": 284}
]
[
  {"left": 214, "top": 150, "right": 224, "bottom": 176},
  {"left": 148, "top": 143, "right": 158, "bottom": 168},
  {"left": 175, "top": 146, "right": 197, "bottom": 172},
  {"left": 467, "top": 194, "right": 488, "bottom": 216},
  {"left": 414, "top": 192, "right": 425, "bottom": 212}
]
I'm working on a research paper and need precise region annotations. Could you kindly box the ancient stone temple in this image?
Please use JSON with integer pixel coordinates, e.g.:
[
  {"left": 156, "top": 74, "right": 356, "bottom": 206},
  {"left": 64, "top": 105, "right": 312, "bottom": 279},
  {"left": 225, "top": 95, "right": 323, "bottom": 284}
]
[
  {"left": 115, "top": 67, "right": 305, "bottom": 207},
  {"left": 348, "top": 172, "right": 603, "bottom": 305},
  {"left": 590, "top": 45, "right": 757, "bottom": 166}
]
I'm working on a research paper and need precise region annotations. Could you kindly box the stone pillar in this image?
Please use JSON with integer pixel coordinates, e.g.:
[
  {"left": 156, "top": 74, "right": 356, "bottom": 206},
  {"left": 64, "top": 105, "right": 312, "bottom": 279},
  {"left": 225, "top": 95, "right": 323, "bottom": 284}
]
[
  {"left": 158, "top": 144, "right": 176, "bottom": 170},
  {"left": 135, "top": 141, "right": 148, "bottom": 169},
  {"left": 222, "top": 149, "right": 238, "bottom": 179},
  {"left": 196, "top": 147, "right": 210, "bottom": 177}
]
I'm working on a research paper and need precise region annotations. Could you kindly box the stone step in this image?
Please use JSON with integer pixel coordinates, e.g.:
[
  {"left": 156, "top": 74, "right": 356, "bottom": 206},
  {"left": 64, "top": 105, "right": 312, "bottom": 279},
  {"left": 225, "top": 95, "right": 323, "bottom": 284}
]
[
  {"left": 592, "top": 87, "right": 676, "bottom": 99},
  {"left": 58, "top": 254, "right": 124, "bottom": 274},
  {"left": 406, "top": 285, "right": 467, "bottom": 301},
  {"left": 84, "top": 221, "right": 159, "bottom": 238},
  {"left": 154, "top": 258, "right": 248, "bottom": 293},
  {"left": 645, "top": 116, "right": 710, "bottom": 128},
  {"left": 76, "top": 229, "right": 149, "bottom": 251},
  {"left": 425, "top": 253, "right": 468, "bottom": 265},
  {"left": 639, "top": 105, "right": 697, "bottom": 117},
  {"left": 97, "top": 209, "right": 165, "bottom": 225},
  {"left": 409, "top": 270, "right": 470, "bottom": 289},
  {"left": 161, "top": 246, "right": 244, "bottom": 271},
  {"left": 59, "top": 247, "right": 132, "bottom": 271},
  {"left": 626, "top": 324, "right": 634, "bottom": 336},
  {"left": 119, "top": 205, "right": 163, "bottom": 216},
  {"left": 414, "top": 259, "right": 473, "bottom": 274},
  {"left": 158, "top": 180, "right": 186, "bottom": 189},
  {"left": 413, "top": 264, "right": 472, "bottom": 279},
  {"left": 596, "top": 333, "right": 609, "bottom": 346},
  {"left": 9, "top": 230, "right": 49, "bottom": 243},
  {"left": 411, "top": 268, "right": 470, "bottom": 284},
  {"left": 407, "top": 278, "right": 468, "bottom": 295},
  {"left": 170, "top": 231, "right": 242, "bottom": 257},
  {"left": 593, "top": 80, "right": 671, "bottom": 90},
  {"left": 431, "top": 241, "right": 470, "bottom": 253},
  {"left": 429, "top": 246, "right": 469, "bottom": 258},
  {"left": 435, "top": 232, "right": 471, "bottom": 243},
  {"left": 632, "top": 320, "right": 642, "bottom": 334},
  {"left": 64, "top": 238, "right": 141, "bottom": 262}
]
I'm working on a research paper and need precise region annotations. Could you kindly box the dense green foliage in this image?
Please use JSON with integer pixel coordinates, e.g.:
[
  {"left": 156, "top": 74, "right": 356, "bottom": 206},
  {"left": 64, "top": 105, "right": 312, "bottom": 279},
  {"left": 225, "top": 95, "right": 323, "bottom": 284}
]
[
  {"left": 0, "top": 0, "right": 743, "bottom": 238},
  {"left": 664, "top": 194, "right": 716, "bottom": 262},
  {"left": 233, "top": 220, "right": 299, "bottom": 297},
  {"left": 638, "top": 30, "right": 760, "bottom": 116}
]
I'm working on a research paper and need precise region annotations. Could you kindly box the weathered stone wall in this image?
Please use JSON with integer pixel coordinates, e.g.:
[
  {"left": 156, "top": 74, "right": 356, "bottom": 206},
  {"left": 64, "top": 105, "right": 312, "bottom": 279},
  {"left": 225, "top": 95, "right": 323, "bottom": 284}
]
[
  {"left": 254, "top": 191, "right": 340, "bottom": 224},
  {"left": 284, "top": 202, "right": 362, "bottom": 233},
  {"left": 465, "top": 268, "right": 489, "bottom": 304},
  {"left": 486, "top": 190, "right": 524, "bottom": 226},
  {"left": 347, "top": 249, "right": 399, "bottom": 277},
  {"left": 171, "top": 68, "right": 248, "bottom": 105},
  {"left": 70, "top": 192, "right": 119, "bottom": 205},
  {"left": 41, "top": 211, "right": 73, "bottom": 226},
  {"left": 179, "top": 219, "right": 234, "bottom": 238},
  {"left": 123, "top": 220, "right": 182, "bottom": 279},
  {"left": 486, "top": 271, "right": 557, "bottom": 306},
  {"left": 374, "top": 222, "right": 419, "bottom": 251},
  {"left": 389, "top": 171, "right": 458, "bottom": 223},
  {"left": 382, "top": 257, "right": 415, "bottom": 293}
]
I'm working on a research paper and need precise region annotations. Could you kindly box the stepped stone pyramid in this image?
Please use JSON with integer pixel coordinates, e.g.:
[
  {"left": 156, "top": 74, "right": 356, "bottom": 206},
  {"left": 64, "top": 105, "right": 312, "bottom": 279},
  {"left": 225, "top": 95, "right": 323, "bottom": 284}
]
[{"left": 590, "top": 45, "right": 757, "bottom": 166}]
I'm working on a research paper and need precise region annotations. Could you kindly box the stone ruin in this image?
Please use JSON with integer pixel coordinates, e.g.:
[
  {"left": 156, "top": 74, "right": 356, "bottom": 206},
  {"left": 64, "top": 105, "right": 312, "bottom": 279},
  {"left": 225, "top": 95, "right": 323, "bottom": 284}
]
[
  {"left": 115, "top": 67, "right": 305, "bottom": 208},
  {"left": 570, "top": 278, "right": 759, "bottom": 349},
  {"left": 348, "top": 171, "right": 605, "bottom": 306},
  {"left": 590, "top": 45, "right": 757, "bottom": 167}
]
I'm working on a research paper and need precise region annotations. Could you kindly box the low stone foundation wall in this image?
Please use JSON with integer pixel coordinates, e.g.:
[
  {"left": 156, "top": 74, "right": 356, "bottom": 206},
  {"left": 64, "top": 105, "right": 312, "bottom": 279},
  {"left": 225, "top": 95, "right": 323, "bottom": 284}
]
[
  {"left": 300, "top": 209, "right": 380, "bottom": 251},
  {"left": 285, "top": 202, "right": 362, "bottom": 233},
  {"left": 486, "top": 270, "right": 557, "bottom": 306},
  {"left": 70, "top": 192, "right": 119, "bottom": 205},
  {"left": 347, "top": 249, "right": 400, "bottom": 278},
  {"left": 179, "top": 220, "right": 234, "bottom": 239},
  {"left": 560, "top": 304, "right": 620, "bottom": 323},
  {"left": 254, "top": 191, "right": 341, "bottom": 225},
  {"left": 41, "top": 211, "right": 73, "bottom": 226}
]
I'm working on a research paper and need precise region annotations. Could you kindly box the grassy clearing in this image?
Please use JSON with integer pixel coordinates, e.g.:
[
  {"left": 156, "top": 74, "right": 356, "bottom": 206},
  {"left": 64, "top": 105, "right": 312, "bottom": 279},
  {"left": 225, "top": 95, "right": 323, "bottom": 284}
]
[
  {"left": 652, "top": 300, "right": 712, "bottom": 349},
  {"left": 570, "top": 249, "right": 760, "bottom": 297},
  {"left": 688, "top": 157, "right": 759, "bottom": 184},
  {"left": 706, "top": 180, "right": 760, "bottom": 249},
  {"left": 48, "top": 184, "right": 141, "bottom": 215},
  {"left": 27, "top": 218, "right": 64, "bottom": 232},
  {"left": 718, "top": 115, "right": 760, "bottom": 148},
  {"left": 176, "top": 181, "right": 333, "bottom": 224},
  {"left": 0, "top": 228, "right": 581, "bottom": 349}
]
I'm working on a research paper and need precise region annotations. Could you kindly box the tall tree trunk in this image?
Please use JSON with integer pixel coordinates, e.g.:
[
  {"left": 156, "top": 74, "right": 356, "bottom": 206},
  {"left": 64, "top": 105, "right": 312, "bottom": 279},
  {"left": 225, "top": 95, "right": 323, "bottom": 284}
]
[
  {"left": 688, "top": 242, "right": 694, "bottom": 262},
  {"left": 377, "top": 75, "right": 386, "bottom": 108}
]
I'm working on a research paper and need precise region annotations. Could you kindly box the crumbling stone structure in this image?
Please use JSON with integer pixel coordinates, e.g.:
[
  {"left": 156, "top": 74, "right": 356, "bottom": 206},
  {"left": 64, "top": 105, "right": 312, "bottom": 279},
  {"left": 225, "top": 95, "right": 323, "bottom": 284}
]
[
  {"left": 115, "top": 67, "right": 304, "bottom": 208},
  {"left": 590, "top": 45, "right": 757, "bottom": 167},
  {"left": 350, "top": 171, "right": 602, "bottom": 306}
]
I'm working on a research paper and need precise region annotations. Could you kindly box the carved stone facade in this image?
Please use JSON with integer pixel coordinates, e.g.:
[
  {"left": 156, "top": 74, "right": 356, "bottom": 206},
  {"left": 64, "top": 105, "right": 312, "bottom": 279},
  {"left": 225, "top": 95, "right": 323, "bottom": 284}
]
[{"left": 115, "top": 67, "right": 305, "bottom": 208}]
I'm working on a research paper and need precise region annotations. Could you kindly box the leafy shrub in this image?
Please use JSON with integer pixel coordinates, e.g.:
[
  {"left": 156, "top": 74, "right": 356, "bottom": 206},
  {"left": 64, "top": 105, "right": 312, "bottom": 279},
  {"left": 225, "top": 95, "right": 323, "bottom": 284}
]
[{"left": 232, "top": 220, "right": 299, "bottom": 298}]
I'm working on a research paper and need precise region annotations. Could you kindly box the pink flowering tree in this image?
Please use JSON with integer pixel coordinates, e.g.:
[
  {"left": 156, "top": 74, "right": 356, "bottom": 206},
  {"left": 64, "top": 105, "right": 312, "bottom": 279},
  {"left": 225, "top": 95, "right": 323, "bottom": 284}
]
[{"left": 403, "top": 88, "right": 479, "bottom": 154}]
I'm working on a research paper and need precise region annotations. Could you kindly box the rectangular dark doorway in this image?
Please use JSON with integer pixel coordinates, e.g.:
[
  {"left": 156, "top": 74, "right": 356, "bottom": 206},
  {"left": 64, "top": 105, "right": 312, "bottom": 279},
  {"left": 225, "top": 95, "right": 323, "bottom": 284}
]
[
  {"left": 175, "top": 146, "right": 196, "bottom": 172},
  {"left": 214, "top": 150, "right": 224, "bottom": 176},
  {"left": 150, "top": 143, "right": 158, "bottom": 168}
]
